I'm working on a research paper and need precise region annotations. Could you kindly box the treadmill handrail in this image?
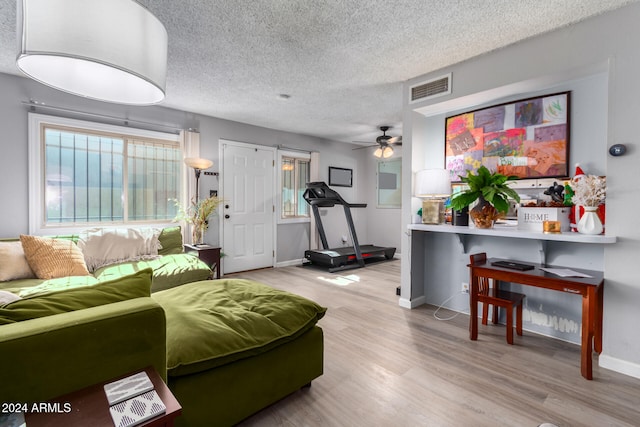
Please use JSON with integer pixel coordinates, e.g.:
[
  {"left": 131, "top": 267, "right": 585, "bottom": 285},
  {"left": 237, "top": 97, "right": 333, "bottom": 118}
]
[{"left": 307, "top": 200, "right": 367, "bottom": 208}]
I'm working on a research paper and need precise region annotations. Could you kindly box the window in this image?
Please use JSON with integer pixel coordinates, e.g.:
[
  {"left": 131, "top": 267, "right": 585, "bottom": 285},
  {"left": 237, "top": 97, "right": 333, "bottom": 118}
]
[
  {"left": 281, "top": 155, "right": 310, "bottom": 219},
  {"left": 29, "top": 113, "right": 182, "bottom": 233},
  {"left": 377, "top": 158, "right": 402, "bottom": 208}
]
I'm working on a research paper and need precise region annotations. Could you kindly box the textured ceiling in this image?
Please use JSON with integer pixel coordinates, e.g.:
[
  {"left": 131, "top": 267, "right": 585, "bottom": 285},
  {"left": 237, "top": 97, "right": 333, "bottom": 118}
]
[{"left": 0, "top": 0, "right": 636, "bottom": 144}]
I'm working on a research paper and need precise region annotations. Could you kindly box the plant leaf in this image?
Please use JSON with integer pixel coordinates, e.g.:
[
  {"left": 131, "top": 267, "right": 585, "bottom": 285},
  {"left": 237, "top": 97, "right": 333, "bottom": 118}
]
[
  {"left": 492, "top": 195, "right": 509, "bottom": 213},
  {"left": 450, "top": 192, "right": 480, "bottom": 210}
]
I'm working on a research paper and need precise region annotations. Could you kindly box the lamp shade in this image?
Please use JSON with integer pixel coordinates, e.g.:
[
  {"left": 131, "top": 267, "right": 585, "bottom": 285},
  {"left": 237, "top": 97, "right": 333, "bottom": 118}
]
[
  {"left": 16, "top": 0, "right": 168, "bottom": 105},
  {"left": 184, "top": 158, "right": 213, "bottom": 170},
  {"left": 415, "top": 169, "right": 451, "bottom": 197}
]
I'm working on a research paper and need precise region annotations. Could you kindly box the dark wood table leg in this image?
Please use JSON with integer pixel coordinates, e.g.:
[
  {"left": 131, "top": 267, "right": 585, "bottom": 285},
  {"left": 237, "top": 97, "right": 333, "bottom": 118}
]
[
  {"left": 595, "top": 283, "right": 604, "bottom": 354},
  {"left": 581, "top": 290, "right": 593, "bottom": 380},
  {"left": 470, "top": 271, "right": 478, "bottom": 341}
]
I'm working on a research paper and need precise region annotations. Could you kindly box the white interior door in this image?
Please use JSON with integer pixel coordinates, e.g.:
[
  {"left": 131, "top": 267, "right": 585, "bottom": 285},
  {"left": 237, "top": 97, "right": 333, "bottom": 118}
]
[{"left": 221, "top": 141, "right": 275, "bottom": 274}]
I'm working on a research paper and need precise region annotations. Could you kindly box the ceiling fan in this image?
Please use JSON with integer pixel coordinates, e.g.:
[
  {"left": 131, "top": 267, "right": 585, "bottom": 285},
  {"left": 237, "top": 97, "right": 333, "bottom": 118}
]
[{"left": 352, "top": 126, "right": 402, "bottom": 158}]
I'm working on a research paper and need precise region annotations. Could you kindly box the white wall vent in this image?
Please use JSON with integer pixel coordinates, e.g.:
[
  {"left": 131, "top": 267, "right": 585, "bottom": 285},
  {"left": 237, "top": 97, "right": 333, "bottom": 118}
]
[{"left": 409, "top": 73, "right": 452, "bottom": 103}]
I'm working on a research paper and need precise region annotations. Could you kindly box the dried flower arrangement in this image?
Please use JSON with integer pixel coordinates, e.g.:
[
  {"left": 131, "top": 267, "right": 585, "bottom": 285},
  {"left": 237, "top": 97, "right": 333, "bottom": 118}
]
[
  {"left": 570, "top": 175, "right": 606, "bottom": 207},
  {"left": 172, "top": 195, "right": 223, "bottom": 244}
]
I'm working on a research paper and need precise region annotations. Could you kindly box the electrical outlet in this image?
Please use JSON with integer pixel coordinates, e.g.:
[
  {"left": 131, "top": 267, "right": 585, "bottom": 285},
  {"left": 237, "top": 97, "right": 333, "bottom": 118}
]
[{"left": 461, "top": 282, "right": 469, "bottom": 293}]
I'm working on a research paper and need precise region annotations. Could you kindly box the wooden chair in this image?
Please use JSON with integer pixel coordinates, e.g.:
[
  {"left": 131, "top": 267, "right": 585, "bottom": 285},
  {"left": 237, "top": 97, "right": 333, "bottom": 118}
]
[{"left": 469, "top": 253, "right": 525, "bottom": 344}]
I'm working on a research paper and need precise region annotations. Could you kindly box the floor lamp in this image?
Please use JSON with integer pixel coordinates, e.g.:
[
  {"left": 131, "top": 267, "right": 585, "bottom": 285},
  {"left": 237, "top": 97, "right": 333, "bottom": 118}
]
[{"left": 184, "top": 157, "right": 213, "bottom": 203}]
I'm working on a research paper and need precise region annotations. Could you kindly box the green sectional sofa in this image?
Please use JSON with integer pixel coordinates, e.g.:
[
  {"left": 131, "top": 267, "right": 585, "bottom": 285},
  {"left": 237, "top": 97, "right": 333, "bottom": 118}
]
[
  {"left": 0, "top": 227, "right": 326, "bottom": 426},
  {"left": 0, "top": 226, "right": 213, "bottom": 294}
]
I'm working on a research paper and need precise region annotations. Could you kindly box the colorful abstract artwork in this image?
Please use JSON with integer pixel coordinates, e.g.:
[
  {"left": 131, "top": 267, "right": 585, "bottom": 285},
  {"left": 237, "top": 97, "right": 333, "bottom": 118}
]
[{"left": 445, "top": 92, "right": 570, "bottom": 182}]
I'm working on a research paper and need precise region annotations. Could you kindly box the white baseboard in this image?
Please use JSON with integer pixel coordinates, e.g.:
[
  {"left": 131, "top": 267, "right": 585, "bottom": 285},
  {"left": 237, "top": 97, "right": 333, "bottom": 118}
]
[
  {"left": 276, "top": 259, "right": 305, "bottom": 268},
  {"left": 599, "top": 354, "right": 640, "bottom": 379},
  {"left": 399, "top": 295, "right": 426, "bottom": 309}
]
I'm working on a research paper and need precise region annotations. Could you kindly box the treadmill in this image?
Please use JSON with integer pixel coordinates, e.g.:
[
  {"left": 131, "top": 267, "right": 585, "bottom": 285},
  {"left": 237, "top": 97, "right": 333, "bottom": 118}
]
[{"left": 303, "top": 181, "right": 396, "bottom": 272}]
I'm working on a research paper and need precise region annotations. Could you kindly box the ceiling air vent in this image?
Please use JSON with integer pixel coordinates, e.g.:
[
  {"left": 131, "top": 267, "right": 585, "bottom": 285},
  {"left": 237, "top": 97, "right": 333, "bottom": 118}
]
[{"left": 410, "top": 73, "right": 452, "bottom": 103}]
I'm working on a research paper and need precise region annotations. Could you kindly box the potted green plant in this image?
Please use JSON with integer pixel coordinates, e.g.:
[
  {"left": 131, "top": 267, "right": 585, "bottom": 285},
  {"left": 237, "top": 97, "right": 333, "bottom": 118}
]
[{"left": 449, "top": 166, "right": 520, "bottom": 228}]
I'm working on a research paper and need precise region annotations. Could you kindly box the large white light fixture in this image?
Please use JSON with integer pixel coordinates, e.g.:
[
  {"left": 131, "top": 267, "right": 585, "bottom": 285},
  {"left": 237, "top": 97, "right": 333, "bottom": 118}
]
[{"left": 16, "top": 0, "right": 168, "bottom": 105}]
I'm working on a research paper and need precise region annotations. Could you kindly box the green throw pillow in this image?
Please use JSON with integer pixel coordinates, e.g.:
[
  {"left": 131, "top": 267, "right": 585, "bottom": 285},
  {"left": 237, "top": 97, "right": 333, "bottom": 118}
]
[
  {"left": 0, "top": 268, "right": 153, "bottom": 325},
  {"left": 158, "top": 226, "right": 183, "bottom": 256}
]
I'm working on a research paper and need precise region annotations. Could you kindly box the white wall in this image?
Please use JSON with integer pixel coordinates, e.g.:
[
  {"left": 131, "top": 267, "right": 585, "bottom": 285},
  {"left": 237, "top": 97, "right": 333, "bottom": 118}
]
[{"left": 401, "top": 3, "right": 640, "bottom": 378}]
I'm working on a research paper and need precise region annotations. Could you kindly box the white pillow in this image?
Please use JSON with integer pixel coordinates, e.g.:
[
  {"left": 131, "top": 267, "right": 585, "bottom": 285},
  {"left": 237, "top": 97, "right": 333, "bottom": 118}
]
[
  {"left": 0, "top": 241, "right": 36, "bottom": 281},
  {"left": 77, "top": 228, "right": 161, "bottom": 272},
  {"left": 0, "top": 290, "right": 21, "bottom": 305}
]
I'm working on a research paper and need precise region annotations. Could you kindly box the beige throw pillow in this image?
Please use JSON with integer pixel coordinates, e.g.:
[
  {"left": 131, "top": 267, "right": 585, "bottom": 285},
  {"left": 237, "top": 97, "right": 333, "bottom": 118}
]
[
  {"left": 20, "top": 235, "right": 90, "bottom": 279},
  {"left": 0, "top": 241, "right": 36, "bottom": 281}
]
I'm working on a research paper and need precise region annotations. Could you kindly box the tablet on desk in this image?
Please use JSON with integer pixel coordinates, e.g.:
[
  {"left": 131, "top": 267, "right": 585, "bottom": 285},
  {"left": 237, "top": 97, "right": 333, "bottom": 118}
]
[{"left": 490, "top": 260, "right": 535, "bottom": 271}]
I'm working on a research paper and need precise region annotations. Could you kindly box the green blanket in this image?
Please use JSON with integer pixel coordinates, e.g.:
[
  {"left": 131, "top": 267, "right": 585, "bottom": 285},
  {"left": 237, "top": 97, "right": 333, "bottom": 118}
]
[
  {"left": 0, "top": 269, "right": 152, "bottom": 325},
  {"left": 152, "top": 279, "right": 326, "bottom": 377}
]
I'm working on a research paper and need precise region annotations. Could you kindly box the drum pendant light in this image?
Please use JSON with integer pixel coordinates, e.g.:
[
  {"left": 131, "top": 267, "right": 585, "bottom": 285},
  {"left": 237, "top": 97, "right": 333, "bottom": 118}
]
[{"left": 16, "top": 0, "right": 168, "bottom": 105}]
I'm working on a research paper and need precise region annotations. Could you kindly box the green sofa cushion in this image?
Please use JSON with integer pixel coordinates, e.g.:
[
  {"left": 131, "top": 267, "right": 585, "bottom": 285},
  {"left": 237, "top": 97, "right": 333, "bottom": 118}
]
[
  {"left": 158, "top": 226, "right": 183, "bottom": 255},
  {"left": 152, "top": 279, "right": 327, "bottom": 377},
  {"left": 5, "top": 276, "right": 100, "bottom": 297},
  {"left": 0, "top": 268, "right": 152, "bottom": 325},
  {"left": 94, "top": 254, "right": 211, "bottom": 292}
]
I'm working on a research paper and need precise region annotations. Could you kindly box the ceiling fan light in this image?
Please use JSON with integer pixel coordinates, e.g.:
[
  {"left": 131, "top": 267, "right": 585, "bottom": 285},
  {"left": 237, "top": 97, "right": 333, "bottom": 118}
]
[
  {"left": 16, "top": 0, "right": 167, "bottom": 105},
  {"left": 373, "top": 147, "right": 383, "bottom": 158},
  {"left": 382, "top": 147, "right": 394, "bottom": 158}
]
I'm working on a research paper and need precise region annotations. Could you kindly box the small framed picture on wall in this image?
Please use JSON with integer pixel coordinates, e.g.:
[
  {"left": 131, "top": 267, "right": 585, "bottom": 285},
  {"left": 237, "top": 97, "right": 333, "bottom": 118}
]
[{"left": 328, "top": 167, "right": 353, "bottom": 187}]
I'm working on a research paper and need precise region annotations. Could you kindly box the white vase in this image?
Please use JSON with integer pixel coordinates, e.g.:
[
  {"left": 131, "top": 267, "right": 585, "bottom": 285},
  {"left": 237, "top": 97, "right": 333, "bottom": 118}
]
[{"left": 577, "top": 206, "right": 603, "bottom": 235}]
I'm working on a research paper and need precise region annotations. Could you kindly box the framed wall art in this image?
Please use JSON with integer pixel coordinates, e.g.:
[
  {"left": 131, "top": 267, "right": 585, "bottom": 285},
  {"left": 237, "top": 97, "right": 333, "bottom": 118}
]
[{"left": 445, "top": 91, "right": 570, "bottom": 182}]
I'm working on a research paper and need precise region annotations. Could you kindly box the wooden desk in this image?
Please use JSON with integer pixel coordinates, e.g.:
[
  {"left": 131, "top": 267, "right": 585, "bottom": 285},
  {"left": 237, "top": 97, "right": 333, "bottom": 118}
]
[
  {"left": 184, "top": 244, "right": 221, "bottom": 279},
  {"left": 25, "top": 366, "right": 181, "bottom": 426},
  {"left": 468, "top": 258, "right": 604, "bottom": 380}
]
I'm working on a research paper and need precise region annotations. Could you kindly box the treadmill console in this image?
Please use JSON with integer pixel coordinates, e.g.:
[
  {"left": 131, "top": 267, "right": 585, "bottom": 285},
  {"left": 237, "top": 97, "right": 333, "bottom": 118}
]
[{"left": 303, "top": 182, "right": 344, "bottom": 207}]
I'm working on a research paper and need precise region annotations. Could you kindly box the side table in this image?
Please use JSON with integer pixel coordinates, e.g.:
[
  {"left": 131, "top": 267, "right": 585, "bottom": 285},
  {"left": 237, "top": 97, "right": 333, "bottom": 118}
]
[
  {"left": 184, "top": 244, "right": 221, "bottom": 279},
  {"left": 24, "top": 366, "right": 181, "bottom": 427}
]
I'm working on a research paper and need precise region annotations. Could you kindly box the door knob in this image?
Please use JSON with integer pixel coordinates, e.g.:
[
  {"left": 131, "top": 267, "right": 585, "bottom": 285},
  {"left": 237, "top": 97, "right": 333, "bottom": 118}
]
[{"left": 225, "top": 214, "right": 230, "bottom": 219}]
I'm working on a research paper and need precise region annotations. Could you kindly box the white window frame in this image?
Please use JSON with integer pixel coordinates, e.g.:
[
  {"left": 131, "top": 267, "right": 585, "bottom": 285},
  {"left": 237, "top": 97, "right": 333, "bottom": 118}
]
[
  {"left": 28, "top": 113, "right": 182, "bottom": 235},
  {"left": 277, "top": 150, "right": 311, "bottom": 224}
]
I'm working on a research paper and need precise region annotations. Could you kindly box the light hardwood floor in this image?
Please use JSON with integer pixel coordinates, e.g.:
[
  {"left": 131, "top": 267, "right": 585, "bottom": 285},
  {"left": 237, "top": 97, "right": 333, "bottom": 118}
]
[{"left": 229, "top": 260, "right": 640, "bottom": 426}]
